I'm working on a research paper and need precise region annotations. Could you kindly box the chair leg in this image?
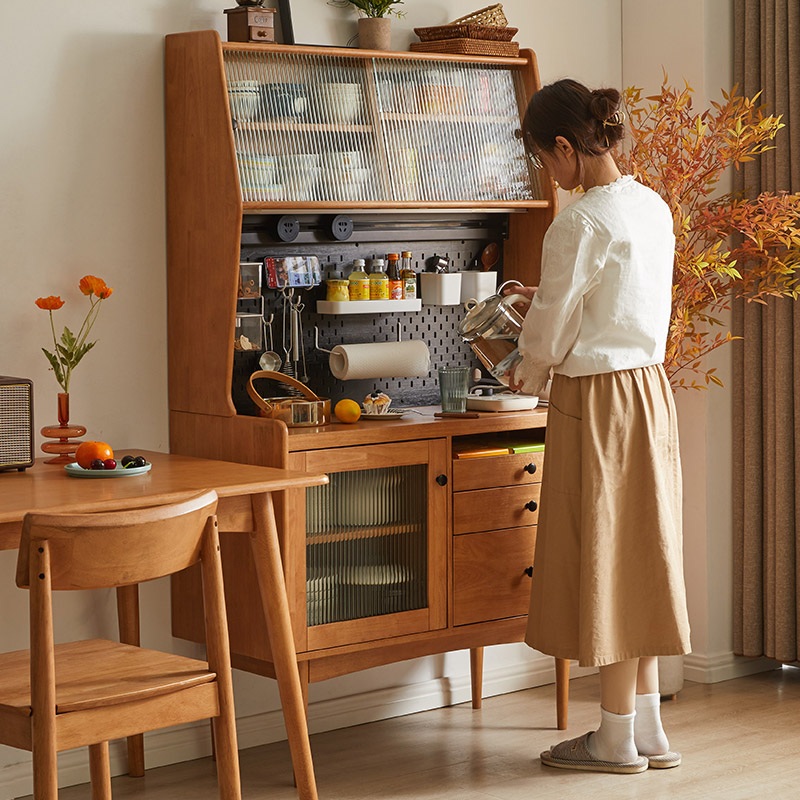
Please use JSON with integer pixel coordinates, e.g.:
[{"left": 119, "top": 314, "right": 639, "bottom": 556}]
[
  {"left": 555, "top": 657, "right": 570, "bottom": 730},
  {"left": 32, "top": 725, "right": 58, "bottom": 800},
  {"left": 211, "top": 711, "right": 242, "bottom": 800},
  {"left": 470, "top": 647, "right": 484, "bottom": 709},
  {"left": 89, "top": 742, "right": 112, "bottom": 800}
]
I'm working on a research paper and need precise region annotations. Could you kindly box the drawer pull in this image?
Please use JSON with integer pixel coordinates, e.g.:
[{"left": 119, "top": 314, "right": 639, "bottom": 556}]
[
  {"left": 524, "top": 462, "right": 537, "bottom": 475},
  {"left": 524, "top": 566, "right": 533, "bottom": 577},
  {"left": 525, "top": 500, "right": 538, "bottom": 512},
  {"left": 436, "top": 474, "right": 448, "bottom": 486}
]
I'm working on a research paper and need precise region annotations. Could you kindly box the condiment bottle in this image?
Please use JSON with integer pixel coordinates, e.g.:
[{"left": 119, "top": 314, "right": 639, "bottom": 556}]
[
  {"left": 400, "top": 251, "right": 417, "bottom": 299},
  {"left": 368, "top": 257, "right": 389, "bottom": 300},
  {"left": 348, "top": 258, "right": 370, "bottom": 301},
  {"left": 387, "top": 253, "right": 403, "bottom": 299}
]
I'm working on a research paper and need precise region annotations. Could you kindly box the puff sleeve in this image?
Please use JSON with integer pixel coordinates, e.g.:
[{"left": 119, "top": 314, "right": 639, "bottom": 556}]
[{"left": 515, "top": 212, "right": 605, "bottom": 394}]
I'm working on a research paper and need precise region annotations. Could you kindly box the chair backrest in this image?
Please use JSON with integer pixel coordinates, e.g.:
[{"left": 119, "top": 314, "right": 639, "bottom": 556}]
[{"left": 16, "top": 490, "right": 219, "bottom": 590}]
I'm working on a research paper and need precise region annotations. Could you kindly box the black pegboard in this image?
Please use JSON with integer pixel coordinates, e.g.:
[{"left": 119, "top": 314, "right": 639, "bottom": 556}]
[{"left": 233, "top": 216, "right": 506, "bottom": 415}]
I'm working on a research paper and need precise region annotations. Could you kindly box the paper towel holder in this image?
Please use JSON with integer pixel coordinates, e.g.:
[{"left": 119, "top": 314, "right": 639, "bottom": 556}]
[{"left": 314, "top": 322, "right": 403, "bottom": 354}]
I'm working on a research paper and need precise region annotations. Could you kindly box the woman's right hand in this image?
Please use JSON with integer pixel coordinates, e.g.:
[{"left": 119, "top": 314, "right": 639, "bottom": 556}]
[{"left": 503, "top": 285, "right": 537, "bottom": 301}]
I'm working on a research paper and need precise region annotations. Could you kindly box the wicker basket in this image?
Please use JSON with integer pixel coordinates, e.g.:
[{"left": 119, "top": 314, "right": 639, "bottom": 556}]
[
  {"left": 415, "top": 23, "right": 518, "bottom": 42},
  {"left": 450, "top": 4, "right": 508, "bottom": 27},
  {"left": 409, "top": 38, "right": 519, "bottom": 57}
]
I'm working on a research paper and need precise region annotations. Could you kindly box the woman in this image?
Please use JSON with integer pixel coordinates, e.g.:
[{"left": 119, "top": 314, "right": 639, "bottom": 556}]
[{"left": 509, "top": 79, "right": 691, "bottom": 774}]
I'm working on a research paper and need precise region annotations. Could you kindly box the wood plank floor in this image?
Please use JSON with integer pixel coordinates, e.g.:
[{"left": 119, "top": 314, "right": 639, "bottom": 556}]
[{"left": 20, "top": 666, "right": 800, "bottom": 799}]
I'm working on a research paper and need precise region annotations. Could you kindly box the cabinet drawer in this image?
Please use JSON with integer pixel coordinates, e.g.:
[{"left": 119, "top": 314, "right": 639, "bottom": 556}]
[
  {"left": 452, "top": 450, "right": 544, "bottom": 492},
  {"left": 453, "top": 526, "right": 536, "bottom": 626},
  {"left": 454, "top": 483, "right": 540, "bottom": 534}
]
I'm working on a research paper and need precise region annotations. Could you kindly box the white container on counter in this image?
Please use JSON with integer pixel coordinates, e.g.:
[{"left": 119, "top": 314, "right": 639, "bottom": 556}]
[
  {"left": 420, "top": 273, "right": 462, "bottom": 306},
  {"left": 458, "top": 271, "right": 498, "bottom": 303}
]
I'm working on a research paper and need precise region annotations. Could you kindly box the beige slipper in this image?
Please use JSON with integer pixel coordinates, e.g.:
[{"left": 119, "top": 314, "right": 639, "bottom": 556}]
[
  {"left": 643, "top": 750, "right": 682, "bottom": 769},
  {"left": 540, "top": 732, "right": 648, "bottom": 774}
]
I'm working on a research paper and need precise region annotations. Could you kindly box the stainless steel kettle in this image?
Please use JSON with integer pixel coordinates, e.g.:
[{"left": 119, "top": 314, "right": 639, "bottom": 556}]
[{"left": 457, "top": 280, "right": 529, "bottom": 384}]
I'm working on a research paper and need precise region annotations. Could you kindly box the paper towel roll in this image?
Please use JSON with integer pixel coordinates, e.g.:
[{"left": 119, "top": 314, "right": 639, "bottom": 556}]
[{"left": 329, "top": 340, "right": 431, "bottom": 380}]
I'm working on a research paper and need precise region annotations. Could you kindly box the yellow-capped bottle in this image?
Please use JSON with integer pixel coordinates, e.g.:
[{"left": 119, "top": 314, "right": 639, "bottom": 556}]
[
  {"left": 348, "top": 258, "right": 370, "bottom": 301},
  {"left": 368, "top": 258, "right": 389, "bottom": 300}
]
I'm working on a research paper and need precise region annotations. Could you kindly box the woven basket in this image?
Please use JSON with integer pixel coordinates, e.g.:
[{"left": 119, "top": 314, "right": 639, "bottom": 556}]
[
  {"left": 415, "top": 23, "right": 518, "bottom": 42},
  {"left": 450, "top": 4, "right": 508, "bottom": 27},
  {"left": 409, "top": 38, "right": 519, "bottom": 57}
]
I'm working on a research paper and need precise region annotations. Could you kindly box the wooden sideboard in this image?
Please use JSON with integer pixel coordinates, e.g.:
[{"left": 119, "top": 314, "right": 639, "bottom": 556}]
[{"left": 164, "top": 31, "right": 569, "bottom": 729}]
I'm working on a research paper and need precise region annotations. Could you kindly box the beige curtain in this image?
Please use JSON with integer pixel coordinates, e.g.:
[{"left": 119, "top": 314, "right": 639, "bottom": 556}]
[{"left": 732, "top": 0, "right": 800, "bottom": 661}]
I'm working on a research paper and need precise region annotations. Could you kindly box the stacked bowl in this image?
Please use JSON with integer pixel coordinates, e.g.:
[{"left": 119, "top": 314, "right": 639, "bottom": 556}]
[
  {"left": 321, "top": 150, "right": 370, "bottom": 201},
  {"left": 236, "top": 152, "right": 283, "bottom": 199},
  {"left": 277, "top": 153, "right": 320, "bottom": 200},
  {"left": 318, "top": 82, "right": 362, "bottom": 124},
  {"left": 227, "top": 80, "right": 260, "bottom": 121}
]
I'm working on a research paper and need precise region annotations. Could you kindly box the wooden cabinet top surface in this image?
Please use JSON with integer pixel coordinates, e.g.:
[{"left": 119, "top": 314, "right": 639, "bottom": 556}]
[{"left": 283, "top": 405, "right": 548, "bottom": 451}]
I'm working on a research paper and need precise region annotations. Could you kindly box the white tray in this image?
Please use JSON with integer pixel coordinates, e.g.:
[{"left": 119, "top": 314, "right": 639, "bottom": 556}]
[{"left": 316, "top": 299, "right": 421, "bottom": 314}]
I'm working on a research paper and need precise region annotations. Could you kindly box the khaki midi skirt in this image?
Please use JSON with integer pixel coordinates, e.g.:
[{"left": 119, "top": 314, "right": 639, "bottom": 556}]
[{"left": 525, "top": 364, "right": 691, "bottom": 667}]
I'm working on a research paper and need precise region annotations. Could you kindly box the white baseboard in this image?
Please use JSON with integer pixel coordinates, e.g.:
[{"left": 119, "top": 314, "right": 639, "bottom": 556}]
[
  {"left": 684, "top": 651, "right": 781, "bottom": 684},
  {"left": 1, "top": 651, "right": 590, "bottom": 800}
]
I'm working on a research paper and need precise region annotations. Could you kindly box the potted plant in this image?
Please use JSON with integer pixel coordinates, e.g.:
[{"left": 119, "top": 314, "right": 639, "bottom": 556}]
[
  {"left": 617, "top": 79, "right": 800, "bottom": 389},
  {"left": 330, "top": 0, "right": 405, "bottom": 51}
]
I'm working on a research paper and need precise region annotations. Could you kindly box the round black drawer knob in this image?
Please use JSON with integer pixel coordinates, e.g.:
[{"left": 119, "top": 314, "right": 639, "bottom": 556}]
[
  {"left": 524, "top": 462, "right": 537, "bottom": 475},
  {"left": 525, "top": 500, "right": 538, "bottom": 512},
  {"left": 435, "top": 474, "right": 448, "bottom": 486},
  {"left": 524, "top": 566, "right": 533, "bottom": 577}
]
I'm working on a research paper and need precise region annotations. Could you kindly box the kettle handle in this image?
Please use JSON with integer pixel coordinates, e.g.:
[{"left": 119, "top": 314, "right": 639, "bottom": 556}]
[{"left": 503, "top": 293, "right": 530, "bottom": 307}]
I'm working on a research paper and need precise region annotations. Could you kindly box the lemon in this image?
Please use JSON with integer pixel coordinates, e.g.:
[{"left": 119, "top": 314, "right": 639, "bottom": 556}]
[{"left": 335, "top": 399, "right": 362, "bottom": 423}]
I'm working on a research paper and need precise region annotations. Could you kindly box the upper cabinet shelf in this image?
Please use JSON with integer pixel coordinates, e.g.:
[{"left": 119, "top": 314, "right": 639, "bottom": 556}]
[{"left": 215, "top": 37, "right": 547, "bottom": 209}]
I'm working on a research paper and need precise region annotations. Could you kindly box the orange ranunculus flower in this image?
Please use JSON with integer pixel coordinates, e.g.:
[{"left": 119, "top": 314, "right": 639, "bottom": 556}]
[
  {"left": 35, "top": 296, "right": 65, "bottom": 310},
  {"left": 78, "top": 275, "right": 110, "bottom": 298}
]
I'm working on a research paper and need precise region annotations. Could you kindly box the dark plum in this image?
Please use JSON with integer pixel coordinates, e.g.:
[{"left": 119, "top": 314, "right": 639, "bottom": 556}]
[
  {"left": 90, "top": 459, "right": 105, "bottom": 470},
  {"left": 133, "top": 456, "right": 147, "bottom": 468},
  {"left": 121, "top": 455, "right": 135, "bottom": 467}
]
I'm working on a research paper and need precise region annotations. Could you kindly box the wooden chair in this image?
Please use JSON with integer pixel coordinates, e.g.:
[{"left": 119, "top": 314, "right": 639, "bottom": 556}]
[{"left": 0, "top": 490, "right": 241, "bottom": 800}]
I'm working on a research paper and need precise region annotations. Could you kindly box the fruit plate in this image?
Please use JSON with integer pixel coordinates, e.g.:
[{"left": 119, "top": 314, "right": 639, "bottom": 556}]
[
  {"left": 360, "top": 410, "right": 406, "bottom": 420},
  {"left": 64, "top": 462, "right": 152, "bottom": 479}
]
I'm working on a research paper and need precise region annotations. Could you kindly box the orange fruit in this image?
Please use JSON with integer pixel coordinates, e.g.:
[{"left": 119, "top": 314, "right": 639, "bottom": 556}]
[
  {"left": 75, "top": 441, "right": 114, "bottom": 469},
  {"left": 334, "top": 399, "right": 361, "bottom": 424}
]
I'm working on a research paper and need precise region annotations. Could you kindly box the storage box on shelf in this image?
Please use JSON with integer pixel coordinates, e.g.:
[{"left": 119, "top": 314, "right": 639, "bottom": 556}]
[{"left": 165, "top": 31, "right": 569, "bottom": 765}]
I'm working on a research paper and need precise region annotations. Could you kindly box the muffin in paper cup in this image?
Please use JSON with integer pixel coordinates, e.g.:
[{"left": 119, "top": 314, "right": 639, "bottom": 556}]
[{"left": 363, "top": 391, "right": 392, "bottom": 414}]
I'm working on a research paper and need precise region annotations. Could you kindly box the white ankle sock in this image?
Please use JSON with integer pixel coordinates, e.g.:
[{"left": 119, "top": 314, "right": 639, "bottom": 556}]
[
  {"left": 634, "top": 692, "right": 670, "bottom": 755},
  {"left": 587, "top": 708, "right": 638, "bottom": 763}
]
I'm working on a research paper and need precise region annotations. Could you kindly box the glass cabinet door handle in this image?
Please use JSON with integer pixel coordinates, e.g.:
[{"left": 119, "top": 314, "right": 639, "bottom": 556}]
[
  {"left": 525, "top": 500, "right": 538, "bottom": 512},
  {"left": 524, "top": 566, "right": 533, "bottom": 577},
  {"left": 524, "top": 462, "right": 537, "bottom": 475},
  {"left": 436, "top": 474, "right": 448, "bottom": 486}
]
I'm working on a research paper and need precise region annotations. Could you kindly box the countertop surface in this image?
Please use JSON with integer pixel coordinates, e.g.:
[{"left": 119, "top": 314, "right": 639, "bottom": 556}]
[{"left": 284, "top": 405, "right": 549, "bottom": 451}]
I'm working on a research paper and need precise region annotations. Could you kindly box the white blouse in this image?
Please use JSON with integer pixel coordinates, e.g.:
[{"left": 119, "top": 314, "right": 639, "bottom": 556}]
[{"left": 515, "top": 175, "right": 675, "bottom": 395}]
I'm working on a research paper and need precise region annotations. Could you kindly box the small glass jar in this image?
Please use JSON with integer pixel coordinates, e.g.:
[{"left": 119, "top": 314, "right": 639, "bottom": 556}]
[{"left": 326, "top": 279, "right": 350, "bottom": 302}]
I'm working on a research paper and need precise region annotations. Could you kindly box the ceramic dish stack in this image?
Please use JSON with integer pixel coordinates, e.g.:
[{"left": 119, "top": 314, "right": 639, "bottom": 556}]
[
  {"left": 320, "top": 150, "right": 370, "bottom": 202},
  {"left": 227, "top": 80, "right": 260, "bottom": 120},
  {"left": 318, "top": 82, "right": 363, "bottom": 124},
  {"left": 276, "top": 152, "right": 320, "bottom": 201},
  {"left": 236, "top": 152, "right": 284, "bottom": 199}
]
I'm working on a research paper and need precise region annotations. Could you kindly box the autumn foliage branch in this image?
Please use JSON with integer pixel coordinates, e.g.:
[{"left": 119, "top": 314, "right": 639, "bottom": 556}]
[{"left": 617, "top": 79, "right": 800, "bottom": 389}]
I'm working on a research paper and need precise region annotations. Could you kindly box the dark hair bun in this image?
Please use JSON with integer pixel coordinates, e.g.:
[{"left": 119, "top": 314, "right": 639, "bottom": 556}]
[{"left": 588, "top": 87, "right": 622, "bottom": 123}]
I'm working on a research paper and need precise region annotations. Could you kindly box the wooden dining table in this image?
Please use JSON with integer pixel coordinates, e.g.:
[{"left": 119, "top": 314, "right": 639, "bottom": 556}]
[{"left": 0, "top": 450, "right": 327, "bottom": 800}]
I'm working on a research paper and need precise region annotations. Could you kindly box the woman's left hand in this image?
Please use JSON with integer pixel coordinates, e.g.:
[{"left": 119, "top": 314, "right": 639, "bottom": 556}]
[{"left": 507, "top": 362, "right": 524, "bottom": 392}]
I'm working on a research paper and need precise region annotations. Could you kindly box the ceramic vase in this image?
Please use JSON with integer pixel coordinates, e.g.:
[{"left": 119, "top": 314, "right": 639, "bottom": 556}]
[
  {"left": 358, "top": 17, "right": 391, "bottom": 51},
  {"left": 40, "top": 392, "right": 87, "bottom": 464}
]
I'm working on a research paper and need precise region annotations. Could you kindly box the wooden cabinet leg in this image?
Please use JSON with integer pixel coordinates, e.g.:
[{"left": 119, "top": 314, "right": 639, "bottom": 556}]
[
  {"left": 555, "top": 657, "right": 569, "bottom": 730},
  {"left": 470, "top": 647, "right": 484, "bottom": 709},
  {"left": 116, "top": 585, "right": 145, "bottom": 777}
]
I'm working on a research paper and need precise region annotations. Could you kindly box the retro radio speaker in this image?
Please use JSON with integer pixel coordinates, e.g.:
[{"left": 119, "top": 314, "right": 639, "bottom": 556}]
[{"left": 0, "top": 376, "right": 34, "bottom": 471}]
